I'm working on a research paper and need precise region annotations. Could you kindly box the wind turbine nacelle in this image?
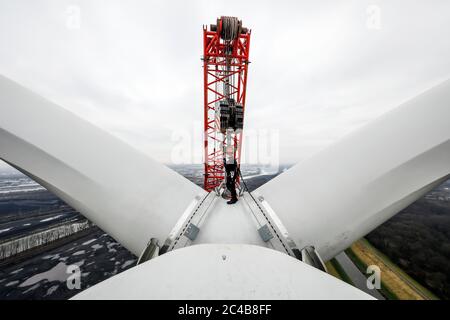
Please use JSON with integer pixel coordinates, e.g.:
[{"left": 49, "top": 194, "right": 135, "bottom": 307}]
[{"left": 72, "top": 244, "right": 373, "bottom": 300}]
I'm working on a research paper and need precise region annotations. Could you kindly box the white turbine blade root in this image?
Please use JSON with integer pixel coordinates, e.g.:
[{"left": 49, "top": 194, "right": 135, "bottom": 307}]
[
  {"left": 256, "top": 80, "right": 450, "bottom": 261},
  {"left": 0, "top": 75, "right": 206, "bottom": 256}
]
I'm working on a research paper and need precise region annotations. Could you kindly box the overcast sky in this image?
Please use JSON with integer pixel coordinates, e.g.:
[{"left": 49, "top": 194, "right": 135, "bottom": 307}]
[{"left": 1, "top": 0, "right": 450, "bottom": 170}]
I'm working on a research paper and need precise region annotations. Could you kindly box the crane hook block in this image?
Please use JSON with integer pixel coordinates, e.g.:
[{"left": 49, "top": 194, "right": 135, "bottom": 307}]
[{"left": 218, "top": 99, "right": 244, "bottom": 133}]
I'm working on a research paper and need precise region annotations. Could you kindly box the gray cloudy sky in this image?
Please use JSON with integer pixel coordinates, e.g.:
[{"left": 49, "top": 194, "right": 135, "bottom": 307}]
[{"left": 1, "top": 0, "right": 450, "bottom": 169}]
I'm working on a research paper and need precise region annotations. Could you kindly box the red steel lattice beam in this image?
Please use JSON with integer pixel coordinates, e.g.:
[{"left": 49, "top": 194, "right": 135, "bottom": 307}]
[{"left": 202, "top": 18, "right": 251, "bottom": 191}]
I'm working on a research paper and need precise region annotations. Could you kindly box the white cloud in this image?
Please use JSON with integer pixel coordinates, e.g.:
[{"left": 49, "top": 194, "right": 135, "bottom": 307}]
[{"left": 0, "top": 0, "right": 449, "bottom": 170}]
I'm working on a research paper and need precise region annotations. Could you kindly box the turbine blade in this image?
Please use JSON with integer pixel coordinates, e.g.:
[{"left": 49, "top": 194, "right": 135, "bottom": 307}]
[
  {"left": 0, "top": 75, "right": 206, "bottom": 256},
  {"left": 256, "top": 80, "right": 450, "bottom": 261}
]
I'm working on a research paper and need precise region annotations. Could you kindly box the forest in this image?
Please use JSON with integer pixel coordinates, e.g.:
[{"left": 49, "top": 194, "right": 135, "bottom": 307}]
[{"left": 367, "top": 196, "right": 450, "bottom": 299}]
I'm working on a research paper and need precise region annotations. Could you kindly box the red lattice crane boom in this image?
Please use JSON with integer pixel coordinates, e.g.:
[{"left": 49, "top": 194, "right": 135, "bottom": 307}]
[{"left": 202, "top": 17, "right": 251, "bottom": 192}]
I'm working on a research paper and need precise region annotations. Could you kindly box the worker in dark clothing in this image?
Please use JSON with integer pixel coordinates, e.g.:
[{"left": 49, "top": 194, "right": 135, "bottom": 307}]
[
  {"left": 223, "top": 104, "right": 238, "bottom": 204},
  {"left": 225, "top": 161, "right": 238, "bottom": 204}
]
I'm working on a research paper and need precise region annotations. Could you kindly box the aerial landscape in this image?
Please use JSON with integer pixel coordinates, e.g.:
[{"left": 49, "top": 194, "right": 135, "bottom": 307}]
[
  {"left": 0, "top": 163, "right": 448, "bottom": 299},
  {"left": 0, "top": 1, "right": 449, "bottom": 305}
]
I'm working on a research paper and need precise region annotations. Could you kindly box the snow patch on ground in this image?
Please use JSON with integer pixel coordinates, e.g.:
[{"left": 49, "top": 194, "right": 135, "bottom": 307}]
[
  {"left": 82, "top": 239, "right": 96, "bottom": 246},
  {"left": 19, "top": 260, "right": 84, "bottom": 287},
  {"left": 0, "top": 227, "right": 12, "bottom": 234},
  {"left": 121, "top": 260, "right": 135, "bottom": 269},
  {"left": 42, "top": 254, "right": 60, "bottom": 260},
  {"left": 72, "top": 250, "right": 85, "bottom": 256},
  {"left": 10, "top": 268, "right": 24, "bottom": 275},
  {"left": 39, "top": 214, "right": 63, "bottom": 222},
  {"left": 46, "top": 285, "right": 59, "bottom": 296},
  {"left": 23, "top": 283, "right": 40, "bottom": 293},
  {"left": 6, "top": 280, "right": 19, "bottom": 287}
]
